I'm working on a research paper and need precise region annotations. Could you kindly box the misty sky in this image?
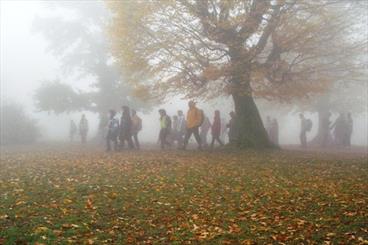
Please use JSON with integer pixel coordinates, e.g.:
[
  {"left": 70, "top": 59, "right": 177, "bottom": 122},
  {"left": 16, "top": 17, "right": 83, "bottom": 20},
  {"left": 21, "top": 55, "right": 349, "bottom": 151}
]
[{"left": 1, "top": 0, "right": 367, "bottom": 145}]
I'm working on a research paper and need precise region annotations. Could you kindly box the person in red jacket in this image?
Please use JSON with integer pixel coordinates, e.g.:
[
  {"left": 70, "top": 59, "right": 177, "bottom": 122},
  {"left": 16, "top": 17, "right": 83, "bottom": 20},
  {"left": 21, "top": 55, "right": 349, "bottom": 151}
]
[{"left": 210, "top": 110, "right": 224, "bottom": 149}]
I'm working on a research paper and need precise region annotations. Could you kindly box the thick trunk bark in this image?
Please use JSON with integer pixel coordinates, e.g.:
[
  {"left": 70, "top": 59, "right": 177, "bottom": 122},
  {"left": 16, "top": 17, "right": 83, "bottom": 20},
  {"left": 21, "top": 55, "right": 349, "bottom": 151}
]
[
  {"left": 231, "top": 93, "right": 273, "bottom": 148},
  {"left": 227, "top": 46, "right": 273, "bottom": 148}
]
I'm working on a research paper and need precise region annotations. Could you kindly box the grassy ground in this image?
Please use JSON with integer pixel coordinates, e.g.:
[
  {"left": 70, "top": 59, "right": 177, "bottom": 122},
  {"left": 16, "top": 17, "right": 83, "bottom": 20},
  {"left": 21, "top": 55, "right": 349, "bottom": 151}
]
[{"left": 0, "top": 146, "right": 367, "bottom": 244}]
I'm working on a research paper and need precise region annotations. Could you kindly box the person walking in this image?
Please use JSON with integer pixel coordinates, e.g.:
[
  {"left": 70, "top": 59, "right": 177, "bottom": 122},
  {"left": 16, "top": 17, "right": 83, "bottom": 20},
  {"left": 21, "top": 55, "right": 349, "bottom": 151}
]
[
  {"left": 220, "top": 117, "right": 227, "bottom": 143},
  {"left": 79, "top": 114, "right": 89, "bottom": 144},
  {"left": 321, "top": 111, "right": 332, "bottom": 147},
  {"left": 106, "top": 110, "right": 120, "bottom": 152},
  {"left": 176, "top": 110, "right": 186, "bottom": 148},
  {"left": 131, "top": 109, "right": 142, "bottom": 150},
  {"left": 210, "top": 110, "right": 224, "bottom": 149},
  {"left": 200, "top": 114, "right": 211, "bottom": 148},
  {"left": 171, "top": 115, "right": 179, "bottom": 146},
  {"left": 69, "top": 120, "right": 77, "bottom": 142},
  {"left": 159, "top": 109, "right": 171, "bottom": 149},
  {"left": 119, "top": 106, "right": 135, "bottom": 150},
  {"left": 227, "top": 111, "right": 237, "bottom": 144},
  {"left": 182, "top": 101, "right": 203, "bottom": 150},
  {"left": 299, "top": 113, "right": 312, "bottom": 148}
]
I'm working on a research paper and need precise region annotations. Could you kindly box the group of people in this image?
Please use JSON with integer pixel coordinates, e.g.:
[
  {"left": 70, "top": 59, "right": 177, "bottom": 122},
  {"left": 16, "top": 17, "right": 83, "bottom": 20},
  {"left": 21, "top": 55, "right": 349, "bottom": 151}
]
[
  {"left": 103, "top": 101, "right": 237, "bottom": 152},
  {"left": 106, "top": 107, "right": 142, "bottom": 152},
  {"left": 157, "top": 101, "right": 236, "bottom": 150},
  {"left": 299, "top": 112, "right": 353, "bottom": 148},
  {"left": 69, "top": 114, "right": 89, "bottom": 143},
  {"left": 265, "top": 112, "right": 354, "bottom": 148},
  {"left": 69, "top": 104, "right": 354, "bottom": 151}
]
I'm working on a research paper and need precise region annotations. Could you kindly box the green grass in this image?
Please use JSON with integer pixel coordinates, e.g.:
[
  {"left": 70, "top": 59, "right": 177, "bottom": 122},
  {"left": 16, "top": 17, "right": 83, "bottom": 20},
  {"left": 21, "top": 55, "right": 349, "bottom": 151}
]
[{"left": 0, "top": 148, "right": 367, "bottom": 244}]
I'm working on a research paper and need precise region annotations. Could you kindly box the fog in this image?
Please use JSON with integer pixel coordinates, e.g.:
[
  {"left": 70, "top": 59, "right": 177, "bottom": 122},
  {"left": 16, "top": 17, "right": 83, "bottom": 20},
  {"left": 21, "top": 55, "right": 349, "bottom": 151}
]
[{"left": 1, "top": 0, "right": 367, "bottom": 147}]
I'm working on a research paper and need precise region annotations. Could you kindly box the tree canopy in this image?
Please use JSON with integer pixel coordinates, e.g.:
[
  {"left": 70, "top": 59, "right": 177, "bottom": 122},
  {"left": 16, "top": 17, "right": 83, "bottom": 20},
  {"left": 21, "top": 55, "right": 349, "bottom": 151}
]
[
  {"left": 108, "top": 0, "right": 367, "bottom": 148},
  {"left": 33, "top": 1, "right": 149, "bottom": 118},
  {"left": 109, "top": 0, "right": 366, "bottom": 101}
]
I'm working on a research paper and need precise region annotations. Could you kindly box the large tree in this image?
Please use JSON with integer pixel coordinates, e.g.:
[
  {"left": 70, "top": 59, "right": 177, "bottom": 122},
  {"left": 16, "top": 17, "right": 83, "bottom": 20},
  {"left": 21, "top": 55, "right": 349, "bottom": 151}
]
[
  {"left": 108, "top": 0, "right": 366, "bottom": 148},
  {"left": 33, "top": 1, "right": 149, "bottom": 134}
]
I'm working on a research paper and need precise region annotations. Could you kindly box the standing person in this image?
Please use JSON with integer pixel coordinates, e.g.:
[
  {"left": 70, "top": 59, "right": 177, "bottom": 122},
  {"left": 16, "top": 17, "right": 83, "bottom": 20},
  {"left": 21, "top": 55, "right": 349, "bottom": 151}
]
[
  {"left": 270, "top": 118, "right": 279, "bottom": 145},
  {"left": 159, "top": 109, "right": 171, "bottom": 149},
  {"left": 106, "top": 110, "right": 120, "bottom": 152},
  {"left": 200, "top": 114, "right": 211, "bottom": 148},
  {"left": 182, "top": 101, "right": 203, "bottom": 150},
  {"left": 176, "top": 110, "right": 186, "bottom": 148},
  {"left": 321, "top": 112, "right": 332, "bottom": 147},
  {"left": 331, "top": 113, "right": 346, "bottom": 147},
  {"left": 346, "top": 112, "right": 353, "bottom": 147},
  {"left": 299, "top": 113, "right": 312, "bottom": 148},
  {"left": 69, "top": 120, "right": 77, "bottom": 142},
  {"left": 227, "top": 111, "right": 237, "bottom": 144},
  {"left": 131, "top": 109, "right": 142, "bottom": 150},
  {"left": 79, "top": 114, "right": 89, "bottom": 144},
  {"left": 171, "top": 115, "right": 179, "bottom": 146},
  {"left": 210, "top": 110, "right": 224, "bottom": 149},
  {"left": 119, "top": 106, "right": 135, "bottom": 150}
]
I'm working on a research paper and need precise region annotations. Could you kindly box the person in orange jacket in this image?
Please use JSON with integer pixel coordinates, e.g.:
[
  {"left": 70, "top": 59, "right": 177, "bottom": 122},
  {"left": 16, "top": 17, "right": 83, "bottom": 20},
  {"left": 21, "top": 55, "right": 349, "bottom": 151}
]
[{"left": 182, "top": 101, "right": 203, "bottom": 150}]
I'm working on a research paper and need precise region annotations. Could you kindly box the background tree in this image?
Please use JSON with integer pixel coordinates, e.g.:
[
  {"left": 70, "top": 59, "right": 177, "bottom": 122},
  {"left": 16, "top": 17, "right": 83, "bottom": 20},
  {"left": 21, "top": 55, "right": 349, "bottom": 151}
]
[
  {"left": 33, "top": 1, "right": 149, "bottom": 136},
  {"left": 108, "top": 0, "right": 367, "bottom": 148},
  {"left": 304, "top": 80, "right": 367, "bottom": 146},
  {"left": 0, "top": 102, "right": 40, "bottom": 145}
]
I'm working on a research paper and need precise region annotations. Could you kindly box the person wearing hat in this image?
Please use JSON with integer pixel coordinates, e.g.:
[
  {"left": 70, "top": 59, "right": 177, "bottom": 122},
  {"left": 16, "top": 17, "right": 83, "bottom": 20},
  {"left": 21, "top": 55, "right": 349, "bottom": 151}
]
[{"left": 182, "top": 101, "right": 203, "bottom": 150}]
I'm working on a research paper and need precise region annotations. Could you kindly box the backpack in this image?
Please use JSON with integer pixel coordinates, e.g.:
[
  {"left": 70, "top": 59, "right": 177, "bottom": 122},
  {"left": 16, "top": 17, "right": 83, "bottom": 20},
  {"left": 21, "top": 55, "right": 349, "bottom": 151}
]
[{"left": 305, "top": 119, "right": 313, "bottom": 132}]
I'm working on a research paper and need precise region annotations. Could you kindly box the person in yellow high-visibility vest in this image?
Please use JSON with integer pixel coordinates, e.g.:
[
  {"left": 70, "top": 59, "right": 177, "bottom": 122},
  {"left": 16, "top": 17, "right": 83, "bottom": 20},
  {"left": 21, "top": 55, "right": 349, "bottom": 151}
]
[{"left": 159, "top": 109, "right": 171, "bottom": 149}]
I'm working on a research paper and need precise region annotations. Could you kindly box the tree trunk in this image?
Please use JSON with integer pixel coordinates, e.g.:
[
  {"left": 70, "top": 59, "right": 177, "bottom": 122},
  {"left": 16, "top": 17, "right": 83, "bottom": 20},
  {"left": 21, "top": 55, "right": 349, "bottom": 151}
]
[
  {"left": 231, "top": 93, "right": 274, "bottom": 148},
  {"left": 227, "top": 45, "right": 273, "bottom": 148}
]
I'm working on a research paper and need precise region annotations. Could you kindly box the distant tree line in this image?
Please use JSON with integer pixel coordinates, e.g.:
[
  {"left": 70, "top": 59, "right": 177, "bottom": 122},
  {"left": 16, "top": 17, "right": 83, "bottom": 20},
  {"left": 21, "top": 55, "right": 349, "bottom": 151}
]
[{"left": 0, "top": 103, "right": 40, "bottom": 145}]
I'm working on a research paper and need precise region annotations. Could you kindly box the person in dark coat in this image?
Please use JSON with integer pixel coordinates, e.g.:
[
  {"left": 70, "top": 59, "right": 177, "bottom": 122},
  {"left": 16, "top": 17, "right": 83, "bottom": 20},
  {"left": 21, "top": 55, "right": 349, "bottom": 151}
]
[
  {"left": 119, "top": 106, "right": 135, "bottom": 150},
  {"left": 331, "top": 113, "right": 346, "bottom": 146},
  {"left": 227, "top": 111, "right": 237, "bottom": 144},
  {"left": 210, "top": 110, "right": 224, "bottom": 149},
  {"left": 79, "top": 114, "right": 89, "bottom": 144}
]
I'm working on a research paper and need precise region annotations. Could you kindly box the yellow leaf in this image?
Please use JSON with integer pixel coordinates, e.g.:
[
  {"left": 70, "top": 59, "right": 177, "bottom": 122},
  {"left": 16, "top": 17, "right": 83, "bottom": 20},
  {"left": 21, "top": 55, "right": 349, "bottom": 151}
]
[{"left": 34, "top": 226, "right": 48, "bottom": 234}]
